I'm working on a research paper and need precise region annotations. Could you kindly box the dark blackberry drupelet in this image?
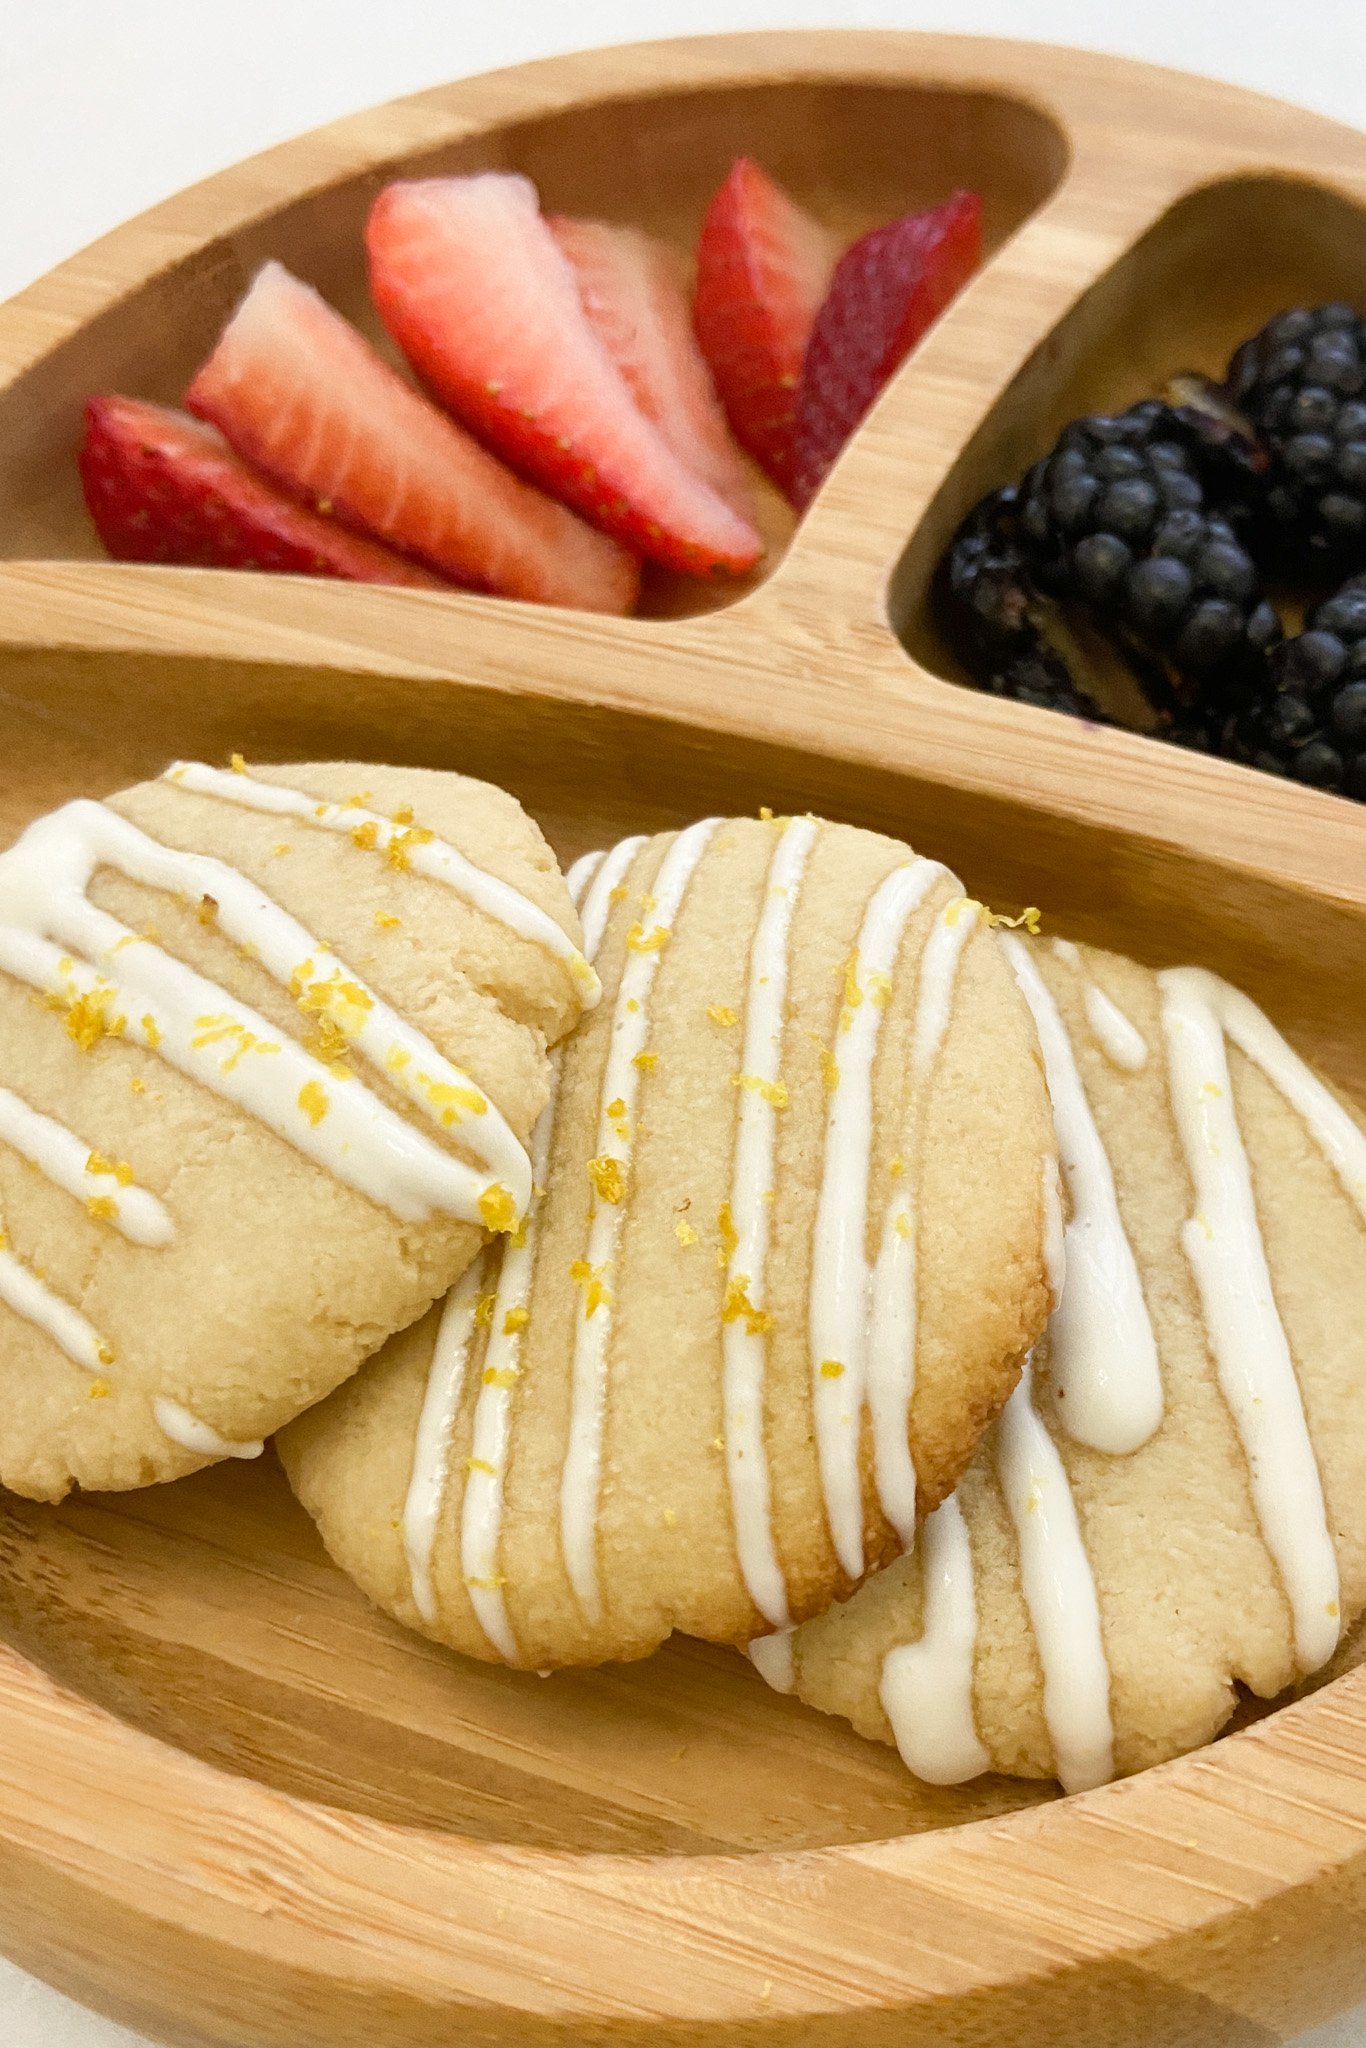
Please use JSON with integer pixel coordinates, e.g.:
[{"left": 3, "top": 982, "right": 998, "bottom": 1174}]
[
  {"left": 1225, "top": 304, "right": 1366, "bottom": 565},
  {"left": 1225, "top": 573, "right": 1366, "bottom": 796},
  {"left": 940, "top": 487, "right": 1107, "bottom": 720},
  {"left": 1014, "top": 402, "right": 1281, "bottom": 719}
]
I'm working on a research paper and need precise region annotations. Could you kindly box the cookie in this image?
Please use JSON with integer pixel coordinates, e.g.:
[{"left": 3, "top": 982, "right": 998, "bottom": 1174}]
[
  {"left": 762, "top": 937, "right": 1366, "bottom": 1791},
  {"left": 280, "top": 814, "right": 1056, "bottom": 1669},
  {"left": 0, "top": 757, "right": 596, "bottom": 1499}
]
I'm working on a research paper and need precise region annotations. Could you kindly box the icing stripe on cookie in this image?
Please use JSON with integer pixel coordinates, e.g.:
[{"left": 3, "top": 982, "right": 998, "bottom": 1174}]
[
  {"left": 0, "top": 1226, "right": 111, "bottom": 1371},
  {"left": 154, "top": 1398, "right": 263, "bottom": 1461},
  {"left": 0, "top": 1085, "right": 172, "bottom": 1246},
  {"left": 561, "top": 819, "right": 719, "bottom": 1623},
  {"left": 809, "top": 859, "right": 954, "bottom": 1579},
  {"left": 995, "top": 1360, "right": 1116, "bottom": 1793},
  {"left": 0, "top": 800, "right": 529, "bottom": 1226},
  {"left": 723, "top": 816, "right": 820, "bottom": 1627},
  {"left": 459, "top": 840, "right": 643, "bottom": 1661},
  {"left": 1052, "top": 939, "right": 1147, "bottom": 1072},
  {"left": 403, "top": 1257, "right": 487, "bottom": 1626},
  {"left": 164, "top": 762, "right": 601, "bottom": 1007},
  {"left": 1159, "top": 967, "right": 1340, "bottom": 1669},
  {"left": 867, "top": 892, "right": 980, "bottom": 1547},
  {"left": 879, "top": 1497, "right": 991, "bottom": 1784},
  {"left": 1004, "top": 935, "right": 1162, "bottom": 1456}
]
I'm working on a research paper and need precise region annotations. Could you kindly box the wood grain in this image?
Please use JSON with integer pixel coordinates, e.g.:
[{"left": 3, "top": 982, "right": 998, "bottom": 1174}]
[{"left": 0, "top": 27, "right": 1365, "bottom": 2048}]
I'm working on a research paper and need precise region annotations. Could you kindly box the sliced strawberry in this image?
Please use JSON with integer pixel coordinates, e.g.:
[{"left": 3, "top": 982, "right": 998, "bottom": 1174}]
[
  {"left": 185, "top": 262, "right": 639, "bottom": 615},
  {"left": 78, "top": 395, "right": 451, "bottom": 587},
  {"left": 549, "top": 214, "right": 755, "bottom": 522},
  {"left": 791, "top": 191, "right": 983, "bottom": 510},
  {"left": 366, "top": 175, "right": 763, "bottom": 578},
  {"left": 692, "top": 159, "right": 839, "bottom": 498}
]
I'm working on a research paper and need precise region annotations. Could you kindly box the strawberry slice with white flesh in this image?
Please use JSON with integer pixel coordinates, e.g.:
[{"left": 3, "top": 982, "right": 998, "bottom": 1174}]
[
  {"left": 366, "top": 174, "right": 764, "bottom": 578},
  {"left": 79, "top": 394, "right": 452, "bottom": 586},
  {"left": 549, "top": 214, "right": 755, "bottom": 522},
  {"left": 185, "top": 261, "right": 639, "bottom": 614}
]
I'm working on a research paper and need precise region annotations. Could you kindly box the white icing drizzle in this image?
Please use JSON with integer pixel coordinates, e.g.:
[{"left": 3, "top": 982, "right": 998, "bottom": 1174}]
[
  {"left": 866, "top": 891, "right": 979, "bottom": 1548},
  {"left": 1159, "top": 967, "right": 1341, "bottom": 1669},
  {"left": 0, "top": 1085, "right": 172, "bottom": 1246},
  {"left": 560, "top": 819, "right": 719, "bottom": 1622},
  {"left": 995, "top": 1360, "right": 1115, "bottom": 1794},
  {"left": 722, "top": 816, "right": 819, "bottom": 1627},
  {"left": 402, "top": 1257, "right": 486, "bottom": 1626},
  {"left": 458, "top": 840, "right": 642, "bottom": 1660},
  {"left": 0, "top": 1231, "right": 110, "bottom": 1371},
  {"left": 0, "top": 799, "right": 528, "bottom": 1226},
  {"left": 164, "top": 761, "right": 601, "bottom": 1007},
  {"left": 1003, "top": 935, "right": 1162, "bottom": 1456},
  {"left": 808, "top": 861, "right": 955, "bottom": 1578},
  {"left": 746, "top": 1626, "right": 796, "bottom": 1694},
  {"left": 879, "top": 1497, "right": 991, "bottom": 1785},
  {"left": 1052, "top": 938, "right": 1147, "bottom": 1072},
  {"left": 153, "top": 1397, "right": 263, "bottom": 1461}
]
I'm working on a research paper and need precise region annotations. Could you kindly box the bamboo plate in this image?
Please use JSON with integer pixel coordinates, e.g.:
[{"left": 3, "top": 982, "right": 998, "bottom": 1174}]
[{"left": 2, "top": 29, "right": 1366, "bottom": 2048}]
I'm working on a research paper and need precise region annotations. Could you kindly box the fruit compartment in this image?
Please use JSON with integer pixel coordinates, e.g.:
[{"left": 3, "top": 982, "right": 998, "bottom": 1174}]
[
  {"left": 893, "top": 173, "right": 1366, "bottom": 682},
  {"left": 0, "top": 76, "right": 1065, "bottom": 622}
]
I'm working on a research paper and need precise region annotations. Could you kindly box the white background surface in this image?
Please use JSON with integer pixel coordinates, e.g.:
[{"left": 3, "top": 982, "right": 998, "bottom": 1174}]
[{"left": 0, "top": 1, "right": 1363, "bottom": 2042}]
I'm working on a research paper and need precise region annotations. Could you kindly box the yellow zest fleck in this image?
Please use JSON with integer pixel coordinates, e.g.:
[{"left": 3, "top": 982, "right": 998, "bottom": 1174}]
[
  {"left": 888, "top": 1153, "right": 906, "bottom": 1179},
  {"left": 474, "top": 1290, "right": 498, "bottom": 1332},
  {"left": 479, "top": 1184, "right": 518, "bottom": 1235},
  {"left": 313, "top": 804, "right": 328, "bottom": 818},
  {"left": 85, "top": 1195, "right": 117, "bottom": 1223},
  {"left": 59, "top": 983, "right": 128, "bottom": 1053},
  {"left": 707, "top": 1003, "right": 738, "bottom": 1028},
  {"left": 820, "top": 1359, "right": 845, "bottom": 1379},
  {"left": 985, "top": 904, "right": 1043, "bottom": 935},
  {"left": 663, "top": 1507, "right": 678, "bottom": 1528},
  {"left": 759, "top": 805, "right": 774, "bottom": 821},
  {"left": 675, "top": 1219, "right": 698, "bottom": 1247},
  {"left": 86, "top": 1150, "right": 133, "bottom": 1185},
  {"left": 818, "top": 1045, "right": 840, "bottom": 1094},
  {"left": 272, "top": 842, "right": 291, "bottom": 857},
  {"left": 587, "top": 1154, "right": 626, "bottom": 1205},
  {"left": 640, "top": 892, "right": 659, "bottom": 913},
  {"left": 298, "top": 1080, "right": 329, "bottom": 1127},
  {"left": 386, "top": 1045, "right": 412, "bottom": 1074},
  {"left": 374, "top": 911, "right": 401, "bottom": 930},
  {"left": 350, "top": 821, "right": 380, "bottom": 852},
  {"left": 96, "top": 1342, "right": 116, "bottom": 1367},
  {"left": 625, "top": 997, "right": 640, "bottom": 1014},
  {"left": 342, "top": 791, "right": 373, "bottom": 809},
  {"left": 626, "top": 920, "right": 670, "bottom": 955},
  {"left": 722, "top": 1275, "right": 773, "bottom": 1336},
  {"left": 570, "top": 1258, "right": 613, "bottom": 1317},
  {"left": 717, "top": 1200, "right": 738, "bottom": 1268},
  {"left": 605, "top": 1096, "right": 629, "bottom": 1140},
  {"left": 191, "top": 1016, "right": 280, "bottom": 1071},
  {"left": 1328, "top": 1600, "right": 1341, "bottom": 1618},
  {"left": 502, "top": 1305, "right": 529, "bottom": 1336},
  {"left": 466, "top": 1573, "right": 506, "bottom": 1592},
  {"left": 609, "top": 885, "right": 629, "bottom": 905},
  {"left": 142, "top": 1014, "right": 162, "bottom": 1049},
  {"left": 129, "top": 1076, "right": 146, "bottom": 1095},
  {"left": 465, "top": 1457, "right": 496, "bottom": 1476},
  {"left": 632, "top": 1050, "right": 657, "bottom": 1070},
  {"left": 304, "top": 1015, "right": 353, "bottom": 1074},
  {"left": 197, "top": 894, "right": 219, "bottom": 927},
  {"left": 731, "top": 1071, "right": 789, "bottom": 1108},
  {"left": 88, "top": 1379, "right": 110, "bottom": 1399},
  {"left": 1202, "top": 1080, "right": 1223, "bottom": 1098},
  {"left": 894, "top": 1213, "right": 913, "bottom": 1240},
  {"left": 868, "top": 969, "right": 892, "bottom": 1010},
  {"left": 0, "top": 1230, "right": 8, "bottom": 1251},
  {"left": 391, "top": 803, "right": 414, "bottom": 826},
  {"left": 840, "top": 948, "right": 863, "bottom": 1031},
  {"left": 385, "top": 825, "right": 434, "bottom": 872},
  {"left": 422, "top": 1076, "right": 488, "bottom": 1126},
  {"left": 229, "top": 752, "right": 246, "bottom": 774}
]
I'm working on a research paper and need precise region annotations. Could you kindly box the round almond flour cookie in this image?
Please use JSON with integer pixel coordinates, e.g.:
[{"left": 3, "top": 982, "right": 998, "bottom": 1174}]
[
  {"left": 0, "top": 757, "right": 595, "bottom": 1500},
  {"left": 759, "top": 937, "right": 1366, "bottom": 1792},
  {"left": 280, "top": 815, "right": 1056, "bottom": 1669}
]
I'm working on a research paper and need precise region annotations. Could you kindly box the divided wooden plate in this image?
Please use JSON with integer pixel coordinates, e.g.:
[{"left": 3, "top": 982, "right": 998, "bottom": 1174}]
[{"left": 1, "top": 30, "right": 1366, "bottom": 2047}]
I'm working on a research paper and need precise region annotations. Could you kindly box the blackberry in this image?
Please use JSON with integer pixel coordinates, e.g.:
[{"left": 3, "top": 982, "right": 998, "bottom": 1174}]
[
  {"left": 1014, "top": 402, "right": 1281, "bottom": 719},
  {"left": 941, "top": 487, "right": 1106, "bottom": 721},
  {"left": 1226, "top": 304, "right": 1366, "bottom": 565},
  {"left": 1224, "top": 572, "right": 1366, "bottom": 797}
]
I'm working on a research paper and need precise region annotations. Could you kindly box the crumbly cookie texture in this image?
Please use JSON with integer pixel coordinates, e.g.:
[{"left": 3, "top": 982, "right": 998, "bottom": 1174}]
[
  {"left": 779, "top": 939, "right": 1366, "bottom": 1789},
  {"left": 0, "top": 759, "right": 590, "bottom": 1500},
  {"left": 281, "top": 816, "right": 1055, "bottom": 1670}
]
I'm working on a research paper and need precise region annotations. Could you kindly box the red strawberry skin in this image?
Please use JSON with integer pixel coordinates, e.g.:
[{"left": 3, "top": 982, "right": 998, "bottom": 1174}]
[
  {"left": 186, "top": 261, "right": 639, "bottom": 615},
  {"left": 791, "top": 191, "right": 983, "bottom": 510},
  {"left": 79, "top": 394, "right": 451, "bottom": 586},
  {"left": 692, "top": 159, "right": 839, "bottom": 498},
  {"left": 366, "top": 174, "right": 763, "bottom": 579},
  {"left": 549, "top": 214, "right": 755, "bottom": 524}
]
